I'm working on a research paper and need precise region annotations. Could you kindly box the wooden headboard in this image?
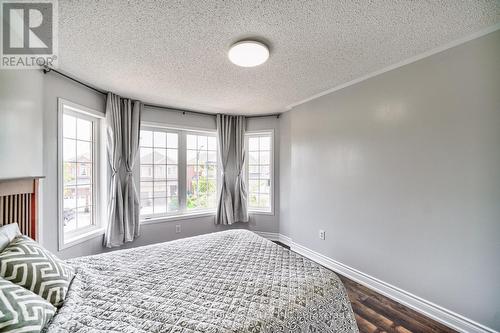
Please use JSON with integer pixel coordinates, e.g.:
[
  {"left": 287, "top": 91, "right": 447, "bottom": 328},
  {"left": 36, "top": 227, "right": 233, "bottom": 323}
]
[{"left": 0, "top": 177, "right": 41, "bottom": 240}]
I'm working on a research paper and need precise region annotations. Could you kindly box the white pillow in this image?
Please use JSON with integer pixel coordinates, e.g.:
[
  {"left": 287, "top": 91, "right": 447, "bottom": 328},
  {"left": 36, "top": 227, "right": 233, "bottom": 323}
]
[{"left": 0, "top": 223, "right": 21, "bottom": 252}]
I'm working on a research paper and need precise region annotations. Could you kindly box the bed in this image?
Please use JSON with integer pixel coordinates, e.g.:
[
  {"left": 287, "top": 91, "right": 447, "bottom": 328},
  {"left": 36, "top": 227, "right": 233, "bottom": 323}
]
[{"left": 46, "top": 230, "right": 357, "bottom": 332}]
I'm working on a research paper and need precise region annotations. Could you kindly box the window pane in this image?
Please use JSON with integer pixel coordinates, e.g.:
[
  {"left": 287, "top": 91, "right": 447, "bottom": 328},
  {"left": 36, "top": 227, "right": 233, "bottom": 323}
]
[
  {"left": 197, "top": 136, "right": 207, "bottom": 150},
  {"left": 154, "top": 165, "right": 166, "bottom": 181},
  {"left": 260, "top": 165, "right": 270, "bottom": 179},
  {"left": 249, "top": 193, "right": 258, "bottom": 207},
  {"left": 167, "top": 197, "right": 179, "bottom": 212},
  {"left": 249, "top": 151, "right": 259, "bottom": 165},
  {"left": 206, "top": 179, "right": 216, "bottom": 195},
  {"left": 188, "top": 176, "right": 198, "bottom": 194},
  {"left": 248, "top": 137, "right": 259, "bottom": 151},
  {"left": 207, "top": 194, "right": 217, "bottom": 208},
  {"left": 198, "top": 151, "right": 207, "bottom": 165},
  {"left": 207, "top": 137, "right": 217, "bottom": 150},
  {"left": 187, "top": 150, "right": 197, "bottom": 164},
  {"left": 259, "top": 194, "right": 270, "bottom": 208},
  {"left": 260, "top": 151, "right": 270, "bottom": 165},
  {"left": 76, "top": 186, "right": 92, "bottom": 210},
  {"left": 63, "top": 162, "right": 77, "bottom": 185},
  {"left": 187, "top": 177, "right": 198, "bottom": 209},
  {"left": 187, "top": 165, "right": 197, "bottom": 182},
  {"left": 167, "top": 149, "right": 178, "bottom": 164},
  {"left": 198, "top": 165, "right": 207, "bottom": 178},
  {"left": 167, "top": 165, "right": 178, "bottom": 180},
  {"left": 63, "top": 114, "right": 76, "bottom": 139},
  {"left": 260, "top": 136, "right": 271, "bottom": 150},
  {"left": 140, "top": 182, "right": 153, "bottom": 199},
  {"left": 154, "top": 131, "right": 166, "bottom": 148},
  {"left": 259, "top": 179, "right": 270, "bottom": 194},
  {"left": 140, "top": 165, "right": 153, "bottom": 181},
  {"left": 187, "top": 194, "right": 197, "bottom": 209},
  {"left": 154, "top": 182, "right": 166, "bottom": 197},
  {"left": 140, "top": 147, "right": 153, "bottom": 164},
  {"left": 76, "top": 141, "right": 92, "bottom": 162},
  {"left": 167, "top": 181, "right": 178, "bottom": 196},
  {"left": 76, "top": 118, "right": 92, "bottom": 141},
  {"left": 154, "top": 148, "right": 166, "bottom": 164},
  {"left": 140, "top": 130, "right": 153, "bottom": 147},
  {"left": 63, "top": 186, "right": 77, "bottom": 210},
  {"left": 207, "top": 165, "right": 217, "bottom": 179},
  {"left": 249, "top": 180, "right": 259, "bottom": 193},
  {"left": 187, "top": 135, "right": 197, "bottom": 149},
  {"left": 167, "top": 133, "right": 178, "bottom": 148},
  {"left": 63, "top": 207, "right": 76, "bottom": 232},
  {"left": 140, "top": 198, "right": 153, "bottom": 215},
  {"left": 153, "top": 197, "right": 167, "bottom": 214},
  {"left": 198, "top": 195, "right": 208, "bottom": 209},
  {"left": 248, "top": 165, "right": 259, "bottom": 179},
  {"left": 207, "top": 151, "right": 217, "bottom": 163},
  {"left": 77, "top": 163, "right": 92, "bottom": 185},
  {"left": 63, "top": 139, "right": 76, "bottom": 162},
  {"left": 77, "top": 206, "right": 92, "bottom": 228}
]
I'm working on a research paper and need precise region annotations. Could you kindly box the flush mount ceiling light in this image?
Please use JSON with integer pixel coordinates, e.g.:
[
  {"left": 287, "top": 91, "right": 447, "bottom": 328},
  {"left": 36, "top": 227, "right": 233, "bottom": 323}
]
[{"left": 228, "top": 40, "right": 269, "bottom": 67}]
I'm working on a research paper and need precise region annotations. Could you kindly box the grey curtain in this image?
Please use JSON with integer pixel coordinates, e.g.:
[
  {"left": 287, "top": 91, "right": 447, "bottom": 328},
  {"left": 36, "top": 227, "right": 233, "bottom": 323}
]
[
  {"left": 104, "top": 92, "right": 142, "bottom": 248},
  {"left": 215, "top": 114, "right": 248, "bottom": 225}
]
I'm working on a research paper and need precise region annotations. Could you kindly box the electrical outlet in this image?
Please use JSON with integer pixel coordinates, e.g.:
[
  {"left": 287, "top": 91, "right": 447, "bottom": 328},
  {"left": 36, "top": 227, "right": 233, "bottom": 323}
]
[
  {"left": 319, "top": 230, "right": 326, "bottom": 240},
  {"left": 175, "top": 225, "right": 181, "bottom": 234}
]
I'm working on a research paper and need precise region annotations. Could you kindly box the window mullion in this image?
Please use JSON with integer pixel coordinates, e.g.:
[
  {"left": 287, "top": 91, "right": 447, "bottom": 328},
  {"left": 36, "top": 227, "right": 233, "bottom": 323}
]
[{"left": 178, "top": 131, "right": 187, "bottom": 213}]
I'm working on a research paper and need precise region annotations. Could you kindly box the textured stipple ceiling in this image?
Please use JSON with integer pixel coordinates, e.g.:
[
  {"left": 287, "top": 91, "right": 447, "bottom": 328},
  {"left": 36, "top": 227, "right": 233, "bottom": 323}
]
[{"left": 58, "top": 1, "right": 500, "bottom": 115}]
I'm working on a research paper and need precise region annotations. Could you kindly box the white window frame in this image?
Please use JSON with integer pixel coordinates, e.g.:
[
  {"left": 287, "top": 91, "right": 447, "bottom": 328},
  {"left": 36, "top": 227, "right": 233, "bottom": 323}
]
[
  {"left": 140, "top": 122, "right": 219, "bottom": 223},
  {"left": 57, "top": 98, "right": 105, "bottom": 250},
  {"left": 245, "top": 130, "right": 274, "bottom": 215}
]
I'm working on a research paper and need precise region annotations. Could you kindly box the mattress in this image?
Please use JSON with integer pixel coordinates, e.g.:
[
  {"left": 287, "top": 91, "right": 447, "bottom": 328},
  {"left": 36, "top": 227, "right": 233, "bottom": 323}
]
[{"left": 46, "top": 230, "right": 358, "bottom": 332}]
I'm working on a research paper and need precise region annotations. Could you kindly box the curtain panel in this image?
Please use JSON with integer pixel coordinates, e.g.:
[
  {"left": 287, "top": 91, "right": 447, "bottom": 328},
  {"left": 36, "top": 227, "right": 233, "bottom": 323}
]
[
  {"left": 216, "top": 114, "right": 248, "bottom": 225},
  {"left": 104, "top": 92, "right": 142, "bottom": 248}
]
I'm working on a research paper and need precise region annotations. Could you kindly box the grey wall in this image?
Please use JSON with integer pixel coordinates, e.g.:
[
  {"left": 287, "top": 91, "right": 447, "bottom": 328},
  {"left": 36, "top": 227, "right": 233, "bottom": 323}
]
[
  {"left": 0, "top": 71, "right": 43, "bottom": 179},
  {"left": 278, "top": 111, "right": 291, "bottom": 238},
  {"left": 280, "top": 30, "right": 500, "bottom": 330},
  {"left": 39, "top": 74, "right": 279, "bottom": 259}
]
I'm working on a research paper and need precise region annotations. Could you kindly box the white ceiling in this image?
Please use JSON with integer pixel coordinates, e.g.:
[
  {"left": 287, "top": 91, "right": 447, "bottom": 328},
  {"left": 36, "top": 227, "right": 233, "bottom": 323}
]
[{"left": 58, "top": 1, "right": 500, "bottom": 115}]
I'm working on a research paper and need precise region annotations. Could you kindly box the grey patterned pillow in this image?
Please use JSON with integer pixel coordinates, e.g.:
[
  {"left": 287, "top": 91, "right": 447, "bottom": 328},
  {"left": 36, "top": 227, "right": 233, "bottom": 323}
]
[
  {"left": 0, "top": 223, "right": 21, "bottom": 252},
  {"left": 0, "top": 277, "right": 56, "bottom": 332},
  {"left": 0, "top": 236, "right": 74, "bottom": 307}
]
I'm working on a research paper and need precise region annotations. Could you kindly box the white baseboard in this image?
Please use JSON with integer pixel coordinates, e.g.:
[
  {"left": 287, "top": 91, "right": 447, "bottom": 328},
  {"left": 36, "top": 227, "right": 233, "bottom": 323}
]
[
  {"left": 255, "top": 231, "right": 497, "bottom": 333},
  {"left": 254, "top": 231, "right": 292, "bottom": 246},
  {"left": 254, "top": 231, "right": 280, "bottom": 241},
  {"left": 278, "top": 234, "right": 292, "bottom": 246}
]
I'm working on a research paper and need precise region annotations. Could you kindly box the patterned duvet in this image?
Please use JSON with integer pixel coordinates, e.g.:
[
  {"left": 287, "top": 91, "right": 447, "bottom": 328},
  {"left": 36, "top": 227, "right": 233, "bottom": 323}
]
[{"left": 46, "top": 230, "right": 358, "bottom": 333}]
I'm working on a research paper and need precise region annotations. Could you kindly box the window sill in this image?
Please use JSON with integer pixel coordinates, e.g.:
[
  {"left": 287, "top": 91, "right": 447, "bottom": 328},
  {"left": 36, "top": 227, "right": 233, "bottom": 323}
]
[
  {"left": 141, "top": 211, "right": 216, "bottom": 225},
  {"left": 59, "top": 227, "right": 105, "bottom": 251},
  {"left": 249, "top": 210, "right": 274, "bottom": 216}
]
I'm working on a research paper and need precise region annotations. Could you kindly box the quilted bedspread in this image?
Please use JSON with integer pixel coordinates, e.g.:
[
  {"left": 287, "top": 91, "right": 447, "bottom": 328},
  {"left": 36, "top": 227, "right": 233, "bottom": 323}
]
[{"left": 46, "top": 230, "right": 358, "bottom": 333}]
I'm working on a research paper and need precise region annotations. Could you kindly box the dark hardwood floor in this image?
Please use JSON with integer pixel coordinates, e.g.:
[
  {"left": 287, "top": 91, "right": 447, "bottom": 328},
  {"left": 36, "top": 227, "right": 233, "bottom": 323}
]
[
  {"left": 339, "top": 275, "right": 456, "bottom": 333},
  {"left": 273, "top": 241, "right": 456, "bottom": 333}
]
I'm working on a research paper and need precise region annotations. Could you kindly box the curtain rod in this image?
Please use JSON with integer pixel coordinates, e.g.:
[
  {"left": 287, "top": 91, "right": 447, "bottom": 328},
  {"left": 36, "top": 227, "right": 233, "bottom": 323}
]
[{"left": 42, "top": 66, "right": 280, "bottom": 119}]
